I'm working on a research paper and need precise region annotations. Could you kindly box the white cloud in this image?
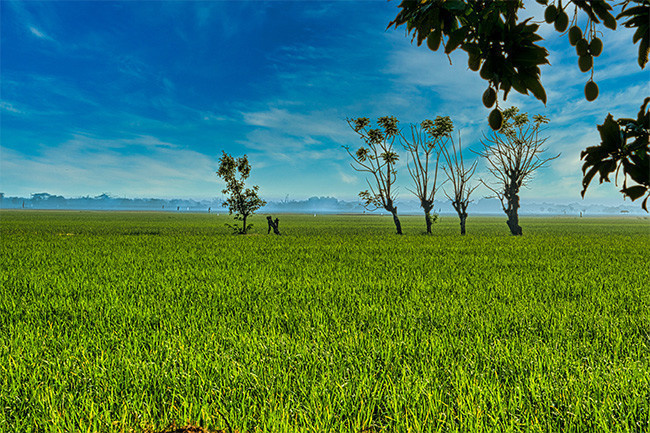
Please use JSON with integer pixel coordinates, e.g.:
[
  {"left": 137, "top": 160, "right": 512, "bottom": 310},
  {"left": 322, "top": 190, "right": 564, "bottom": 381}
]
[
  {"left": 383, "top": 33, "right": 486, "bottom": 103},
  {"left": 1, "top": 134, "right": 219, "bottom": 199},
  {"left": 28, "top": 26, "right": 50, "bottom": 39},
  {"left": 0, "top": 101, "right": 22, "bottom": 114},
  {"left": 237, "top": 128, "right": 342, "bottom": 165},
  {"left": 7, "top": 1, "right": 58, "bottom": 43},
  {"left": 339, "top": 170, "right": 357, "bottom": 185},
  {"left": 241, "top": 106, "right": 351, "bottom": 144}
]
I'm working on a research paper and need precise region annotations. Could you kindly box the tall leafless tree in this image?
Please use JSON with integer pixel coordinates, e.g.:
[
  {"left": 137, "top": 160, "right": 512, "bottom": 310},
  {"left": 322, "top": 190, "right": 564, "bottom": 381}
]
[
  {"left": 477, "top": 107, "right": 559, "bottom": 236},
  {"left": 441, "top": 133, "right": 478, "bottom": 235},
  {"left": 345, "top": 116, "right": 402, "bottom": 234},
  {"left": 402, "top": 116, "right": 453, "bottom": 234}
]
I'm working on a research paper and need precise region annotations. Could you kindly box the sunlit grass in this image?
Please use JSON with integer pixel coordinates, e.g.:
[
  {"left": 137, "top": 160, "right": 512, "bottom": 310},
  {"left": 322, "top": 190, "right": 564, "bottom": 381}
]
[{"left": 1, "top": 211, "right": 649, "bottom": 432}]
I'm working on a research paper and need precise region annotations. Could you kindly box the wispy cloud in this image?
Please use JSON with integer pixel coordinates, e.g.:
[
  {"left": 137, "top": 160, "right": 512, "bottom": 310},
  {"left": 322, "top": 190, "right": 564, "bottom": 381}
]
[
  {"left": 384, "top": 34, "right": 485, "bottom": 104},
  {"left": 1, "top": 133, "right": 219, "bottom": 199},
  {"left": 7, "top": 0, "right": 58, "bottom": 43},
  {"left": 339, "top": 170, "right": 358, "bottom": 185},
  {"left": 241, "top": 106, "right": 351, "bottom": 144},
  {"left": 28, "top": 26, "right": 51, "bottom": 40},
  {"left": 0, "top": 101, "right": 23, "bottom": 114}
]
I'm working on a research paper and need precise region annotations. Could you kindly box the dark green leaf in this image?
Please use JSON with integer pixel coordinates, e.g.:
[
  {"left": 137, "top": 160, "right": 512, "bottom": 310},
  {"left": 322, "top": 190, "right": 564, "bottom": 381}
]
[
  {"left": 510, "top": 46, "right": 549, "bottom": 66},
  {"left": 511, "top": 77, "right": 527, "bottom": 95},
  {"left": 521, "top": 74, "right": 547, "bottom": 104},
  {"left": 462, "top": 43, "right": 480, "bottom": 57},
  {"left": 581, "top": 165, "right": 600, "bottom": 197},
  {"left": 592, "top": 0, "right": 617, "bottom": 30},
  {"left": 573, "top": 0, "right": 599, "bottom": 21},
  {"left": 621, "top": 185, "right": 648, "bottom": 200},
  {"left": 625, "top": 16, "right": 649, "bottom": 28},
  {"left": 633, "top": 24, "right": 647, "bottom": 44},
  {"left": 624, "top": 162, "right": 649, "bottom": 185},
  {"left": 445, "top": 27, "right": 469, "bottom": 54},
  {"left": 597, "top": 159, "right": 617, "bottom": 183},
  {"left": 603, "top": 14, "right": 617, "bottom": 30},
  {"left": 616, "top": 5, "right": 648, "bottom": 19},
  {"left": 582, "top": 146, "right": 609, "bottom": 165},
  {"left": 638, "top": 34, "right": 649, "bottom": 68},
  {"left": 501, "top": 81, "right": 513, "bottom": 99},
  {"left": 640, "top": 97, "right": 650, "bottom": 126},
  {"left": 597, "top": 115, "right": 623, "bottom": 150},
  {"left": 443, "top": 0, "right": 466, "bottom": 12}
]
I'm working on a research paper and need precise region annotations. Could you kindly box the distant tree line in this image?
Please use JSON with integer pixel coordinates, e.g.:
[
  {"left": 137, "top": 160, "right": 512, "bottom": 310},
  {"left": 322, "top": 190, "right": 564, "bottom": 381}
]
[{"left": 0, "top": 193, "right": 222, "bottom": 211}]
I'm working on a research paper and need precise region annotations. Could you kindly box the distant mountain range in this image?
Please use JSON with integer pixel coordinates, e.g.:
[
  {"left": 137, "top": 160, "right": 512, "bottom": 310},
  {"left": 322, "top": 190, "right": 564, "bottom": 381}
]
[{"left": 0, "top": 192, "right": 646, "bottom": 216}]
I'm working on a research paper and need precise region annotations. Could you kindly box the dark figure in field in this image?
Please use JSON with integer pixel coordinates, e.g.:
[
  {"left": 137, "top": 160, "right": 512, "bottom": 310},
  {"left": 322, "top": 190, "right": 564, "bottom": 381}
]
[{"left": 267, "top": 216, "right": 281, "bottom": 235}]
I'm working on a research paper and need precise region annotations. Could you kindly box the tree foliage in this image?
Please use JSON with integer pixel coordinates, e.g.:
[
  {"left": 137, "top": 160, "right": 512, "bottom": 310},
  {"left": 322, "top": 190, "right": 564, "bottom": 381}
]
[
  {"left": 345, "top": 116, "right": 403, "bottom": 234},
  {"left": 216, "top": 152, "right": 266, "bottom": 234},
  {"left": 402, "top": 116, "right": 453, "bottom": 233},
  {"left": 389, "top": 0, "right": 649, "bottom": 208},
  {"left": 477, "top": 108, "right": 558, "bottom": 235},
  {"left": 580, "top": 97, "right": 650, "bottom": 210},
  {"left": 389, "top": 0, "right": 648, "bottom": 105}
]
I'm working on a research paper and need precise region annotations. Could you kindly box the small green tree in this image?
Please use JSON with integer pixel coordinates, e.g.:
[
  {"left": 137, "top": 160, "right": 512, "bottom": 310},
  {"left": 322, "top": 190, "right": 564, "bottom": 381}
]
[
  {"left": 216, "top": 151, "right": 266, "bottom": 234},
  {"left": 345, "top": 116, "right": 403, "bottom": 234}
]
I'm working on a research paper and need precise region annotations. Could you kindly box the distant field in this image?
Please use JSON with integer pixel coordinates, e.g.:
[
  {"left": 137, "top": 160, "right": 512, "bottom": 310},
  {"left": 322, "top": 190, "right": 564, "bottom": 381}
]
[{"left": 1, "top": 211, "right": 649, "bottom": 432}]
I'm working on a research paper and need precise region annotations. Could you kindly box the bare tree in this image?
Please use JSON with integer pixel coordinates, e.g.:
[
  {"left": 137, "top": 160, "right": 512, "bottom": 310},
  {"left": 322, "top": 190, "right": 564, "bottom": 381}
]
[
  {"left": 477, "top": 107, "right": 559, "bottom": 236},
  {"left": 345, "top": 116, "right": 402, "bottom": 235},
  {"left": 441, "top": 133, "right": 478, "bottom": 235},
  {"left": 402, "top": 116, "right": 453, "bottom": 234}
]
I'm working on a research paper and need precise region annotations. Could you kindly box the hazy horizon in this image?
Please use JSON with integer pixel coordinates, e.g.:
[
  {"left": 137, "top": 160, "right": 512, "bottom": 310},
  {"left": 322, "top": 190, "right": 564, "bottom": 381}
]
[{"left": 3, "top": 191, "right": 647, "bottom": 216}]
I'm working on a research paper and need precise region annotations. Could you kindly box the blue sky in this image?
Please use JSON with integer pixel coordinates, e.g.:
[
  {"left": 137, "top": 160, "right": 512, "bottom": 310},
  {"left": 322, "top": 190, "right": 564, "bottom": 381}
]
[{"left": 1, "top": 0, "right": 648, "bottom": 204}]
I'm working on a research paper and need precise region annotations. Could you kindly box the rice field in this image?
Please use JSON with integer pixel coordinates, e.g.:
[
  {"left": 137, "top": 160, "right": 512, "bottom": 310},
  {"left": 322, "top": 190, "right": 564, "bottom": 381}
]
[{"left": 1, "top": 210, "right": 649, "bottom": 432}]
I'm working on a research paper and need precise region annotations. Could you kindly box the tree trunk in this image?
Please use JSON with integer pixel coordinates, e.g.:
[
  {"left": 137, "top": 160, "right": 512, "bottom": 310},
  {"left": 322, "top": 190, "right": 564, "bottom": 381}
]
[
  {"left": 452, "top": 201, "right": 468, "bottom": 235},
  {"left": 242, "top": 214, "right": 248, "bottom": 234},
  {"left": 273, "top": 218, "right": 280, "bottom": 235},
  {"left": 422, "top": 201, "right": 434, "bottom": 234},
  {"left": 385, "top": 202, "right": 402, "bottom": 235},
  {"left": 506, "top": 210, "right": 522, "bottom": 235},
  {"left": 267, "top": 216, "right": 280, "bottom": 234},
  {"left": 460, "top": 213, "right": 467, "bottom": 235},
  {"left": 505, "top": 195, "right": 522, "bottom": 236},
  {"left": 504, "top": 180, "right": 522, "bottom": 236},
  {"left": 392, "top": 212, "right": 402, "bottom": 235},
  {"left": 424, "top": 211, "right": 433, "bottom": 234}
]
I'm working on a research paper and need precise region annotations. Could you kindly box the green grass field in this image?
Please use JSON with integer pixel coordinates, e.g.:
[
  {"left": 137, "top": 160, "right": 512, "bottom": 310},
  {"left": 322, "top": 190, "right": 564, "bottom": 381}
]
[{"left": 1, "top": 211, "right": 649, "bottom": 432}]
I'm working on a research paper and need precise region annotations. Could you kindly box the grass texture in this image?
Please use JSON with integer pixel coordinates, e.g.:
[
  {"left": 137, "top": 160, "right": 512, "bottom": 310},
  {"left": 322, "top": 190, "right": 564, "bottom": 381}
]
[{"left": 1, "top": 211, "right": 649, "bottom": 432}]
